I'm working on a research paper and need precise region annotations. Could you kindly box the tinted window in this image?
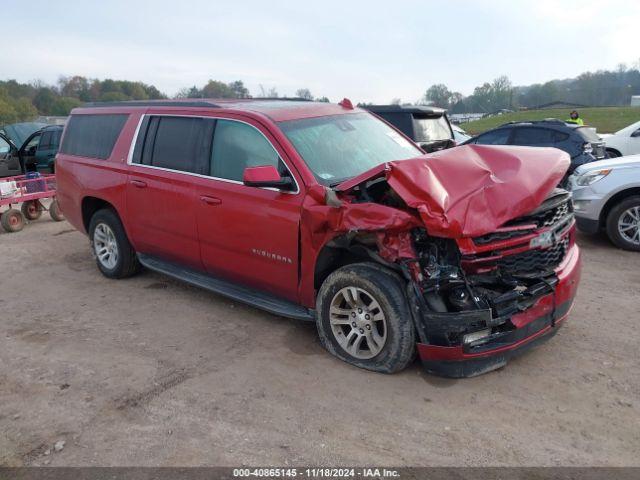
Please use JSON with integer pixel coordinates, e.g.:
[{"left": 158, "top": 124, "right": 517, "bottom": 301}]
[
  {"left": 553, "top": 131, "right": 569, "bottom": 142},
  {"left": 39, "top": 131, "right": 53, "bottom": 149},
  {"left": 60, "top": 114, "right": 128, "bottom": 159},
  {"left": 211, "top": 120, "right": 281, "bottom": 181},
  {"left": 52, "top": 130, "right": 62, "bottom": 147},
  {"left": 511, "top": 127, "right": 556, "bottom": 145},
  {"left": 474, "top": 128, "right": 511, "bottom": 145},
  {"left": 149, "top": 116, "right": 206, "bottom": 173}
]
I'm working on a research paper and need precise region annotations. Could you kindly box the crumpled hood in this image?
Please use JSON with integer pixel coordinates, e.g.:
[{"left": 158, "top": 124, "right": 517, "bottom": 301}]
[{"left": 336, "top": 144, "right": 570, "bottom": 238}]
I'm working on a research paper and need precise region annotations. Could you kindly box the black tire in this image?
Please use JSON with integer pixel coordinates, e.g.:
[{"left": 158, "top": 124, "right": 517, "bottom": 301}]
[
  {"left": 1, "top": 209, "right": 25, "bottom": 233},
  {"left": 21, "top": 200, "right": 43, "bottom": 220},
  {"left": 88, "top": 208, "right": 141, "bottom": 278},
  {"left": 49, "top": 199, "right": 64, "bottom": 222},
  {"left": 316, "top": 262, "right": 416, "bottom": 373},
  {"left": 606, "top": 149, "right": 621, "bottom": 159},
  {"left": 606, "top": 196, "right": 640, "bottom": 251}
]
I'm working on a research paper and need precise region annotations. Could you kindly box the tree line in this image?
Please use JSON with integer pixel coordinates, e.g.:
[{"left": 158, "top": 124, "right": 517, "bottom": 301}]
[
  {"left": 0, "top": 76, "right": 331, "bottom": 125},
  {"left": 2, "top": 63, "right": 640, "bottom": 125},
  {"left": 422, "top": 63, "right": 640, "bottom": 114}
]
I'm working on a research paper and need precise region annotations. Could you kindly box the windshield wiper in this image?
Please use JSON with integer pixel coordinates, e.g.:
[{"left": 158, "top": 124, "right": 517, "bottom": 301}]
[{"left": 328, "top": 177, "right": 352, "bottom": 188}]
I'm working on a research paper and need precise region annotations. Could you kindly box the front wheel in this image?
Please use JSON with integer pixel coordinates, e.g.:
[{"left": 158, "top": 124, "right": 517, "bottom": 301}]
[
  {"left": 316, "top": 262, "right": 416, "bottom": 373},
  {"left": 606, "top": 149, "right": 621, "bottom": 159},
  {"left": 606, "top": 196, "right": 640, "bottom": 251},
  {"left": 88, "top": 209, "right": 141, "bottom": 278}
]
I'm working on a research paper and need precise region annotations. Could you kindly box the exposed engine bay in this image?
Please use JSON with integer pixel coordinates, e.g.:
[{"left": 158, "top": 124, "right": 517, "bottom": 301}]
[{"left": 334, "top": 166, "right": 575, "bottom": 352}]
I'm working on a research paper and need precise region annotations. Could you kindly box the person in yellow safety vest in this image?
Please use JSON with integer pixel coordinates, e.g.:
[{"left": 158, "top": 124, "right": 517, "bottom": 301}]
[{"left": 566, "top": 110, "right": 584, "bottom": 126}]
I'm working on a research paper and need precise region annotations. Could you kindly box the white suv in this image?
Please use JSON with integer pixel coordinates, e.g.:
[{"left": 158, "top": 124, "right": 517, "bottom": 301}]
[
  {"left": 569, "top": 155, "right": 640, "bottom": 250},
  {"left": 601, "top": 120, "right": 640, "bottom": 158}
]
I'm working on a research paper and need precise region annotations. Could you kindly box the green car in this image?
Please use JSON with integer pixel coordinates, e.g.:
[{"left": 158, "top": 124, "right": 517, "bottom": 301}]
[
  {"left": 20, "top": 125, "right": 64, "bottom": 173},
  {"left": 0, "top": 123, "right": 63, "bottom": 177}
]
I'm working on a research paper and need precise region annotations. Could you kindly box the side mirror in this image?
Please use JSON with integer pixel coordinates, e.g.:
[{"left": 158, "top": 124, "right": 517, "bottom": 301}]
[{"left": 243, "top": 165, "right": 294, "bottom": 190}]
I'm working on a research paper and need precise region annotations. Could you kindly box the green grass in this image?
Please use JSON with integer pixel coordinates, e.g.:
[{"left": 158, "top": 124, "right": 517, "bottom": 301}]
[{"left": 460, "top": 106, "right": 640, "bottom": 135}]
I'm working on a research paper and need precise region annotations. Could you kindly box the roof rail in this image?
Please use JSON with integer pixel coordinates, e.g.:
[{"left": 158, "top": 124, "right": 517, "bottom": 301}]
[
  {"left": 82, "top": 100, "right": 221, "bottom": 108},
  {"left": 499, "top": 118, "right": 568, "bottom": 127}
]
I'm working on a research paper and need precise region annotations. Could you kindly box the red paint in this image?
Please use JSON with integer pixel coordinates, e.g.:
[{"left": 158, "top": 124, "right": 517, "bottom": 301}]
[
  {"left": 338, "top": 98, "right": 354, "bottom": 109},
  {"left": 242, "top": 165, "right": 281, "bottom": 184},
  {"left": 56, "top": 100, "right": 580, "bottom": 327},
  {"left": 337, "top": 144, "right": 569, "bottom": 238}
]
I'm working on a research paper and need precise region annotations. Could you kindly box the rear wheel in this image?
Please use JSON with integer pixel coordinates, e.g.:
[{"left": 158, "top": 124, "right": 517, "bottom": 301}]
[
  {"left": 316, "top": 262, "right": 415, "bottom": 373},
  {"left": 49, "top": 199, "right": 64, "bottom": 222},
  {"left": 21, "top": 200, "right": 43, "bottom": 220},
  {"left": 88, "top": 209, "right": 141, "bottom": 278},
  {"left": 606, "top": 196, "right": 640, "bottom": 251},
  {"left": 1, "top": 209, "right": 25, "bottom": 233}
]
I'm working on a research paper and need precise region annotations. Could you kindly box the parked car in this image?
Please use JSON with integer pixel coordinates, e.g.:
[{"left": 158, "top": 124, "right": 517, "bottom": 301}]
[
  {"left": 20, "top": 125, "right": 64, "bottom": 173},
  {"left": 599, "top": 120, "right": 640, "bottom": 158},
  {"left": 57, "top": 99, "right": 581, "bottom": 378},
  {"left": 0, "top": 122, "right": 47, "bottom": 147},
  {"left": 463, "top": 119, "right": 606, "bottom": 175},
  {"left": 451, "top": 123, "right": 471, "bottom": 143},
  {"left": 569, "top": 155, "right": 640, "bottom": 251},
  {"left": 0, "top": 133, "right": 22, "bottom": 177},
  {"left": 0, "top": 125, "right": 63, "bottom": 177},
  {"left": 362, "top": 104, "right": 455, "bottom": 152}
]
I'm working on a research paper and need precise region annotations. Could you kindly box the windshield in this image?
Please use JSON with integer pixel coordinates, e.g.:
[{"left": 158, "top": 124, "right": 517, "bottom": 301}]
[
  {"left": 279, "top": 113, "right": 422, "bottom": 185},
  {"left": 413, "top": 115, "right": 452, "bottom": 142}
]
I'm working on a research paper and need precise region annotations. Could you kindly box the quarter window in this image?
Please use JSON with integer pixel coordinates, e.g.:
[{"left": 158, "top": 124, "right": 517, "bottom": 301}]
[
  {"left": 60, "top": 114, "right": 128, "bottom": 159},
  {"left": 211, "top": 120, "right": 281, "bottom": 181}
]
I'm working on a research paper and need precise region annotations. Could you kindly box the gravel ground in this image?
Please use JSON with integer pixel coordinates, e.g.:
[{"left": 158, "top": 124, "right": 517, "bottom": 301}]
[{"left": 1, "top": 217, "right": 638, "bottom": 467}]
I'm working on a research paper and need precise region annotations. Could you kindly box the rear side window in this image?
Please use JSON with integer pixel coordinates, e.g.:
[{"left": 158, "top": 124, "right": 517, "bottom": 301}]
[
  {"left": 211, "top": 120, "right": 281, "bottom": 181},
  {"left": 39, "top": 131, "right": 53, "bottom": 149},
  {"left": 133, "top": 116, "right": 211, "bottom": 175},
  {"left": 150, "top": 117, "right": 205, "bottom": 173},
  {"left": 60, "top": 114, "right": 128, "bottom": 159},
  {"left": 511, "top": 127, "right": 555, "bottom": 145},
  {"left": 474, "top": 128, "right": 511, "bottom": 145}
]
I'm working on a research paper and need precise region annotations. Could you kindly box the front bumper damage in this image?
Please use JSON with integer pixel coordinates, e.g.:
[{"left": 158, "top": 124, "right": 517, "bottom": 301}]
[{"left": 414, "top": 243, "right": 581, "bottom": 377}]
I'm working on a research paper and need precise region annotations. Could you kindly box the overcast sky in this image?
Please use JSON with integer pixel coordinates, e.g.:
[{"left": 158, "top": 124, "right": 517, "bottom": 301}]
[{"left": 3, "top": 0, "right": 638, "bottom": 103}]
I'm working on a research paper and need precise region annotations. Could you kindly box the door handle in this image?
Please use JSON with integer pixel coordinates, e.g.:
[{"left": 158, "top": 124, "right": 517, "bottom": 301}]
[
  {"left": 130, "top": 179, "right": 147, "bottom": 188},
  {"left": 200, "top": 195, "right": 222, "bottom": 206}
]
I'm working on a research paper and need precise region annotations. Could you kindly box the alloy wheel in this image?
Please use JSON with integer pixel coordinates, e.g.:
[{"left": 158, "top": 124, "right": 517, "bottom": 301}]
[
  {"left": 329, "top": 286, "right": 387, "bottom": 359},
  {"left": 93, "top": 223, "right": 119, "bottom": 269},
  {"left": 618, "top": 206, "right": 640, "bottom": 246}
]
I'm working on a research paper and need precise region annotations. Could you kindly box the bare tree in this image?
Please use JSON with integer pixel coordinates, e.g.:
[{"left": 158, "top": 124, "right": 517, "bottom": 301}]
[{"left": 295, "top": 88, "right": 313, "bottom": 100}]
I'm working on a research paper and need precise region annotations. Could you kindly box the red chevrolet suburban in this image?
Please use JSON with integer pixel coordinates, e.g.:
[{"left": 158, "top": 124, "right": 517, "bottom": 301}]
[{"left": 56, "top": 99, "right": 581, "bottom": 377}]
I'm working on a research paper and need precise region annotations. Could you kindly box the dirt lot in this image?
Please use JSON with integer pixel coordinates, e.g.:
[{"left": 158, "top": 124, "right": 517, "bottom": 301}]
[{"left": 1, "top": 217, "right": 638, "bottom": 467}]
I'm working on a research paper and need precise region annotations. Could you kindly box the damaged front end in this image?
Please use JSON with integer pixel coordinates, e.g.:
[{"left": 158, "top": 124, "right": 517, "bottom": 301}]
[
  {"left": 407, "top": 189, "right": 581, "bottom": 377},
  {"left": 325, "top": 145, "right": 581, "bottom": 377}
]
